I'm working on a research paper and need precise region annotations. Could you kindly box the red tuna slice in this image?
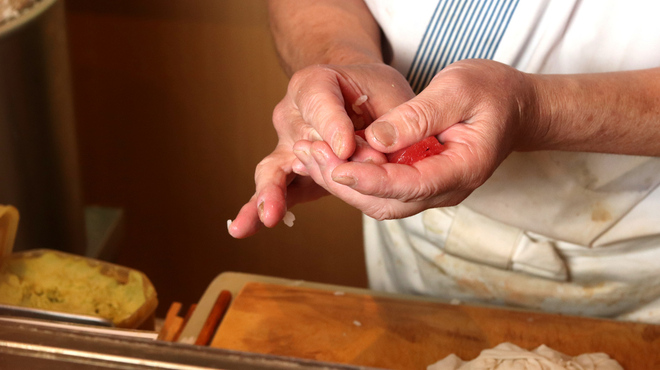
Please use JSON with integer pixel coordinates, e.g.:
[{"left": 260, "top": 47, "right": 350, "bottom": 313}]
[
  {"left": 386, "top": 136, "right": 445, "bottom": 165},
  {"left": 354, "top": 130, "right": 444, "bottom": 165}
]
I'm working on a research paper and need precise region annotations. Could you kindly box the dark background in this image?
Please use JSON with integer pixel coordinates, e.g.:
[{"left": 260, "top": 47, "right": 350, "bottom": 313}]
[{"left": 64, "top": 0, "right": 367, "bottom": 316}]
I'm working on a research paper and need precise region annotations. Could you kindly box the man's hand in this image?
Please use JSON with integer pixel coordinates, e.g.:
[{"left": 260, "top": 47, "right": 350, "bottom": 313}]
[
  {"left": 291, "top": 59, "right": 539, "bottom": 220},
  {"left": 228, "top": 63, "right": 415, "bottom": 238}
]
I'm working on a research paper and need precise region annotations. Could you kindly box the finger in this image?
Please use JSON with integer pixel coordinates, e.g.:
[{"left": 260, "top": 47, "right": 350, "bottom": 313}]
[
  {"left": 307, "top": 140, "right": 386, "bottom": 206},
  {"left": 291, "top": 158, "right": 309, "bottom": 176},
  {"left": 229, "top": 177, "right": 330, "bottom": 239},
  {"left": 308, "top": 140, "right": 430, "bottom": 219},
  {"left": 330, "top": 149, "right": 468, "bottom": 204},
  {"left": 285, "top": 176, "right": 330, "bottom": 205},
  {"left": 253, "top": 150, "right": 294, "bottom": 228},
  {"left": 228, "top": 195, "right": 263, "bottom": 239},
  {"left": 272, "top": 100, "right": 324, "bottom": 143},
  {"left": 307, "top": 140, "right": 380, "bottom": 207},
  {"left": 349, "top": 135, "right": 387, "bottom": 164},
  {"left": 364, "top": 76, "right": 472, "bottom": 153},
  {"left": 293, "top": 140, "right": 329, "bottom": 192},
  {"left": 290, "top": 68, "right": 357, "bottom": 159}
]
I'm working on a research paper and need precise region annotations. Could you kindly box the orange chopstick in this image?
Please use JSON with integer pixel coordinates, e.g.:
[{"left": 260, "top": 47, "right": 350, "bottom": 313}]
[{"left": 195, "top": 290, "right": 232, "bottom": 346}]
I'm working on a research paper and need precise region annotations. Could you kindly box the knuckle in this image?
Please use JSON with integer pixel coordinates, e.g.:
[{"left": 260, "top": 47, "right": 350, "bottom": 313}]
[
  {"left": 433, "top": 65, "right": 469, "bottom": 86},
  {"left": 433, "top": 62, "right": 483, "bottom": 97},
  {"left": 254, "top": 157, "right": 273, "bottom": 178},
  {"left": 394, "top": 102, "right": 435, "bottom": 136},
  {"left": 255, "top": 153, "right": 284, "bottom": 176},
  {"left": 288, "top": 68, "right": 311, "bottom": 90},
  {"left": 367, "top": 207, "right": 393, "bottom": 221},
  {"left": 271, "top": 101, "right": 288, "bottom": 129}
]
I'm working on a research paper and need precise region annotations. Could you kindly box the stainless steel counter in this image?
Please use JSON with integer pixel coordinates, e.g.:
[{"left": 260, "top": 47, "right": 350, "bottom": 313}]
[{"left": 0, "top": 319, "right": 382, "bottom": 370}]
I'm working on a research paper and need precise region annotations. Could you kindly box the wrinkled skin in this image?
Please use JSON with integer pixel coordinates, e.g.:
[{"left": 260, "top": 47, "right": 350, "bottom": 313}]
[
  {"left": 230, "top": 59, "right": 538, "bottom": 237},
  {"left": 228, "top": 63, "right": 415, "bottom": 238},
  {"left": 294, "top": 59, "right": 538, "bottom": 221}
]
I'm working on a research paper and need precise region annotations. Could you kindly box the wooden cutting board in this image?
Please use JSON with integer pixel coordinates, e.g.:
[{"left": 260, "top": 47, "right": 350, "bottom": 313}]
[{"left": 211, "top": 282, "right": 660, "bottom": 369}]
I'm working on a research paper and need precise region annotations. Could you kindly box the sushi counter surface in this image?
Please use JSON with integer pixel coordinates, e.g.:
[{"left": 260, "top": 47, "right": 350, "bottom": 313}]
[{"left": 179, "top": 272, "right": 660, "bottom": 370}]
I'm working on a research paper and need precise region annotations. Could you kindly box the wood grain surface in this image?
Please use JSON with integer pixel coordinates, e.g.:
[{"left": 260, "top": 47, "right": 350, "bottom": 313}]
[{"left": 211, "top": 282, "right": 660, "bottom": 370}]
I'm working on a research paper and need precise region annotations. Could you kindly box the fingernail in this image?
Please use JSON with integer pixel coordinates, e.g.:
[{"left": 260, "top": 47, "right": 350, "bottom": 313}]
[
  {"left": 312, "top": 147, "right": 328, "bottom": 165},
  {"left": 294, "top": 149, "right": 310, "bottom": 164},
  {"left": 258, "top": 200, "right": 265, "bottom": 220},
  {"left": 371, "top": 121, "right": 397, "bottom": 147},
  {"left": 331, "top": 132, "right": 344, "bottom": 157},
  {"left": 333, "top": 175, "right": 357, "bottom": 187}
]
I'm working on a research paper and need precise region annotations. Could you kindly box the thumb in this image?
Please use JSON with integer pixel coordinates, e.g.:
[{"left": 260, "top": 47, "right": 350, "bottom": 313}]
[{"left": 365, "top": 87, "right": 465, "bottom": 152}]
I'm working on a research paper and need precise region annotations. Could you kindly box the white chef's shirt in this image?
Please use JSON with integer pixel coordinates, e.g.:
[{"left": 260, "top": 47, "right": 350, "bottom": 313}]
[{"left": 362, "top": 0, "right": 660, "bottom": 323}]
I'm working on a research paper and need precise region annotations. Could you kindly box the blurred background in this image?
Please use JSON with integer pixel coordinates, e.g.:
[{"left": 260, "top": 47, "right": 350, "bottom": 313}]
[{"left": 61, "top": 0, "right": 367, "bottom": 316}]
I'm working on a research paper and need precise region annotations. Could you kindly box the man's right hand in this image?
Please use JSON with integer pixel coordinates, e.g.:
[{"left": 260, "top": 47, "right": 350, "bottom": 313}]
[{"left": 228, "top": 63, "right": 416, "bottom": 238}]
